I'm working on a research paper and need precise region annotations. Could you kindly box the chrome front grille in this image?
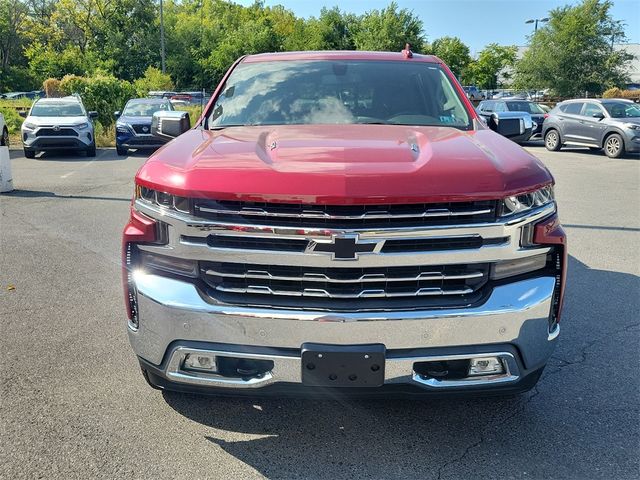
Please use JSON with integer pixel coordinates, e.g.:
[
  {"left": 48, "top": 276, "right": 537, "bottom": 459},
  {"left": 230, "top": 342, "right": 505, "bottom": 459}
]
[
  {"left": 193, "top": 199, "right": 498, "bottom": 228},
  {"left": 133, "top": 197, "right": 556, "bottom": 312},
  {"left": 201, "top": 262, "right": 490, "bottom": 311}
]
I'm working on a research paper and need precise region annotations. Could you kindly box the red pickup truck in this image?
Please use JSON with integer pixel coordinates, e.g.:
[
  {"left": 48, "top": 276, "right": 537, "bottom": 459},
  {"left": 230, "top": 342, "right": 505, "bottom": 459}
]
[{"left": 123, "top": 50, "right": 566, "bottom": 396}]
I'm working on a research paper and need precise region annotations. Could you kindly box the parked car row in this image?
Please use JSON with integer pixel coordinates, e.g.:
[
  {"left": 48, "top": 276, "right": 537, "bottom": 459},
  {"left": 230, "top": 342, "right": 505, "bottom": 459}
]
[
  {"left": 115, "top": 98, "right": 174, "bottom": 155},
  {"left": 1, "top": 90, "right": 45, "bottom": 100},
  {"left": 476, "top": 99, "right": 547, "bottom": 144},
  {"left": 543, "top": 98, "right": 640, "bottom": 158},
  {"left": 19, "top": 95, "right": 98, "bottom": 158},
  {"left": 14, "top": 89, "right": 638, "bottom": 160},
  {"left": 147, "top": 90, "right": 210, "bottom": 106}
]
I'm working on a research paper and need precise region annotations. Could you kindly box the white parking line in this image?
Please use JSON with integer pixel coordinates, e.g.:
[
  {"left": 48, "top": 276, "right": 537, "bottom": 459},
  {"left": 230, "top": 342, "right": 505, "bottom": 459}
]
[{"left": 60, "top": 149, "right": 106, "bottom": 178}]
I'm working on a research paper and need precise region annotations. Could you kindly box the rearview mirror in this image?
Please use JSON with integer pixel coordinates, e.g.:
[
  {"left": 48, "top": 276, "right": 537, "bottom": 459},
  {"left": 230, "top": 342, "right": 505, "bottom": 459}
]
[
  {"left": 152, "top": 111, "right": 190, "bottom": 139},
  {"left": 19, "top": 111, "right": 28, "bottom": 118},
  {"left": 89, "top": 111, "right": 98, "bottom": 119},
  {"left": 489, "top": 112, "right": 533, "bottom": 138},
  {"left": 114, "top": 111, "right": 121, "bottom": 118},
  {"left": 592, "top": 112, "right": 605, "bottom": 120}
]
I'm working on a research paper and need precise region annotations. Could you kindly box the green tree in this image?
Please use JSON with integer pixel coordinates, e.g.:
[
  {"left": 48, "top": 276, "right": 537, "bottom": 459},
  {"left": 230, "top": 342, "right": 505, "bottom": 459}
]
[
  {"left": 430, "top": 36, "right": 471, "bottom": 79},
  {"left": 514, "top": 0, "right": 631, "bottom": 96},
  {"left": 133, "top": 66, "right": 174, "bottom": 97},
  {"left": 352, "top": 2, "right": 425, "bottom": 52},
  {"left": 467, "top": 44, "right": 517, "bottom": 89}
]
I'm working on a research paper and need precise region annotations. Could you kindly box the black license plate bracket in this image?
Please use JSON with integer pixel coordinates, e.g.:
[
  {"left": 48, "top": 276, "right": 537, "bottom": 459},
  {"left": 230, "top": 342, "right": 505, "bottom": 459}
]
[{"left": 301, "top": 343, "right": 386, "bottom": 387}]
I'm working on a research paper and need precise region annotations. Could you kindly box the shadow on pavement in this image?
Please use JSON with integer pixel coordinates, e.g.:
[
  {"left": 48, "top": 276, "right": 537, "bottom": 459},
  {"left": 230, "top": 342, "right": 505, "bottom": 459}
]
[
  {"left": 160, "top": 255, "right": 639, "bottom": 478},
  {"left": 8, "top": 148, "right": 153, "bottom": 162},
  {"left": 3, "top": 189, "right": 130, "bottom": 202}
]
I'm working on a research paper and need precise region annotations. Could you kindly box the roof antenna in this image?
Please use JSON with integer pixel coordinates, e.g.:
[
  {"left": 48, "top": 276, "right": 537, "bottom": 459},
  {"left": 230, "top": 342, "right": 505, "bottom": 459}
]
[
  {"left": 402, "top": 43, "right": 413, "bottom": 58},
  {"left": 200, "top": 0, "right": 205, "bottom": 124}
]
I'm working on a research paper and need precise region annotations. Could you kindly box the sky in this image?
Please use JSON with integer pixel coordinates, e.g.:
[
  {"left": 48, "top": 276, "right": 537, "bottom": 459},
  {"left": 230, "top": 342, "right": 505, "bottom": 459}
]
[{"left": 237, "top": 0, "right": 640, "bottom": 56}]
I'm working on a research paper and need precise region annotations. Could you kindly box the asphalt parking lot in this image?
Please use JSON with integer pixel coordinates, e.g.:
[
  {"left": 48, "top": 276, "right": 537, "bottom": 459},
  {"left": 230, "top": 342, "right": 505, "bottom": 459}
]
[{"left": 0, "top": 145, "right": 638, "bottom": 479}]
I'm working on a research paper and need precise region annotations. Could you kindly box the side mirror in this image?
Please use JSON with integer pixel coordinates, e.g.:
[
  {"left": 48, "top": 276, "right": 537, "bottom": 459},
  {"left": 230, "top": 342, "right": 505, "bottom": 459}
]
[
  {"left": 592, "top": 112, "right": 605, "bottom": 120},
  {"left": 114, "top": 111, "right": 121, "bottom": 118},
  {"left": 489, "top": 112, "right": 533, "bottom": 138},
  {"left": 19, "top": 111, "right": 28, "bottom": 118},
  {"left": 152, "top": 111, "right": 190, "bottom": 139},
  {"left": 89, "top": 111, "right": 98, "bottom": 119}
]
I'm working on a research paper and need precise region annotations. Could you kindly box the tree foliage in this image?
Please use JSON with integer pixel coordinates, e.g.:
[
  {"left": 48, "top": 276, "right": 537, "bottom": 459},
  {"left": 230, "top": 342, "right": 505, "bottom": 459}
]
[
  {"left": 0, "top": 0, "right": 633, "bottom": 99},
  {"left": 352, "top": 2, "right": 425, "bottom": 52},
  {"left": 466, "top": 44, "right": 517, "bottom": 89},
  {"left": 59, "top": 73, "right": 136, "bottom": 126},
  {"left": 514, "top": 0, "right": 631, "bottom": 96},
  {"left": 133, "top": 67, "right": 174, "bottom": 97},
  {"left": 430, "top": 36, "right": 471, "bottom": 79}
]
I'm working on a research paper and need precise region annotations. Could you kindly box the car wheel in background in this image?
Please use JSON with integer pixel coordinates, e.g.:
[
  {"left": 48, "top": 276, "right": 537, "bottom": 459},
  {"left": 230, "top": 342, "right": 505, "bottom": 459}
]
[
  {"left": 1, "top": 128, "right": 8, "bottom": 147},
  {"left": 544, "top": 129, "right": 561, "bottom": 151},
  {"left": 24, "top": 148, "right": 35, "bottom": 158},
  {"left": 603, "top": 133, "right": 624, "bottom": 158},
  {"left": 116, "top": 145, "right": 128, "bottom": 156},
  {"left": 86, "top": 143, "right": 97, "bottom": 157}
]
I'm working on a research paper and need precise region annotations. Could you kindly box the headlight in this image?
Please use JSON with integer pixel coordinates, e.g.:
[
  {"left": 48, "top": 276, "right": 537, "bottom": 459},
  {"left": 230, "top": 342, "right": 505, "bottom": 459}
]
[
  {"left": 75, "top": 122, "right": 89, "bottom": 129},
  {"left": 116, "top": 122, "right": 130, "bottom": 133},
  {"left": 624, "top": 123, "right": 640, "bottom": 131},
  {"left": 22, "top": 122, "right": 36, "bottom": 130},
  {"left": 500, "top": 185, "right": 554, "bottom": 217},
  {"left": 135, "top": 185, "right": 191, "bottom": 214}
]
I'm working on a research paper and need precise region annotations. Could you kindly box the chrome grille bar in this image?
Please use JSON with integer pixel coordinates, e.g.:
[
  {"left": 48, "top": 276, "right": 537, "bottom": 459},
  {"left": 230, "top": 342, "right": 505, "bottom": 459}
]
[
  {"left": 214, "top": 285, "right": 474, "bottom": 299},
  {"left": 205, "top": 268, "right": 484, "bottom": 283},
  {"left": 197, "top": 206, "right": 493, "bottom": 220}
]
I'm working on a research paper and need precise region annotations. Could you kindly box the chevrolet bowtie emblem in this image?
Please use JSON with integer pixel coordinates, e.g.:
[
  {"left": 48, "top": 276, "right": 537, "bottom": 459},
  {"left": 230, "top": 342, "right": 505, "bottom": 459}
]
[{"left": 307, "top": 234, "right": 383, "bottom": 260}]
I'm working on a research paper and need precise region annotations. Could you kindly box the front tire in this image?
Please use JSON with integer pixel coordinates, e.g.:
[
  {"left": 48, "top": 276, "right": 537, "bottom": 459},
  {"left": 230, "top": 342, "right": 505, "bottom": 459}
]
[
  {"left": 116, "top": 145, "right": 128, "bottom": 156},
  {"left": 24, "top": 148, "right": 35, "bottom": 158},
  {"left": 545, "top": 129, "right": 561, "bottom": 151},
  {"left": 1, "top": 128, "right": 8, "bottom": 147},
  {"left": 86, "top": 143, "right": 96, "bottom": 157},
  {"left": 604, "top": 133, "right": 624, "bottom": 158}
]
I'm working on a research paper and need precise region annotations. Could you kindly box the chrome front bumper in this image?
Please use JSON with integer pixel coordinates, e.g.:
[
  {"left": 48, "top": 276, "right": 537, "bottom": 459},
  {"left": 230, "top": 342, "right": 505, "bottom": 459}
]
[{"left": 128, "top": 273, "right": 558, "bottom": 391}]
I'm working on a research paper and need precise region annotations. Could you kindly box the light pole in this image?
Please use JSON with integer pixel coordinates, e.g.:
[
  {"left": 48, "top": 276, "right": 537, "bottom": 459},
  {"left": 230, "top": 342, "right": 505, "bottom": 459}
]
[
  {"left": 525, "top": 17, "right": 549, "bottom": 32},
  {"left": 160, "top": 0, "right": 166, "bottom": 73}
]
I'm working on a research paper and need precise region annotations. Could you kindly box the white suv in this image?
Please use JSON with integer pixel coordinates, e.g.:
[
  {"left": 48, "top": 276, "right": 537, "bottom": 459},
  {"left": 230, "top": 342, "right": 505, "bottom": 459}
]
[
  {"left": 0, "top": 112, "right": 8, "bottom": 146},
  {"left": 21, "top": 96, "right": 98, "bottom": 158}
]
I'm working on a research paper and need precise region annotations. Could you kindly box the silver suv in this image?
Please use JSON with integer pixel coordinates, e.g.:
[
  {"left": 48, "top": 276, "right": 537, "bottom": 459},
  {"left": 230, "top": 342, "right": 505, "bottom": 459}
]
[
  {"left": 21, "top": 96, "right": 98, "bottom": 158},
  {"left": 542, "top": 98, "right": 640, "bottom": 158}
]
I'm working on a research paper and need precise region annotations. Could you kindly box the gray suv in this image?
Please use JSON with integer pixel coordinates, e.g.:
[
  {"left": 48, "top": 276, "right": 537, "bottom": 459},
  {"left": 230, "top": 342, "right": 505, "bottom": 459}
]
[
  {"left": 21, "top": 96, "right": 98, "bottom": 158},
  {"left": 543, "top": 98, "right": 640, "bottom": 158}
]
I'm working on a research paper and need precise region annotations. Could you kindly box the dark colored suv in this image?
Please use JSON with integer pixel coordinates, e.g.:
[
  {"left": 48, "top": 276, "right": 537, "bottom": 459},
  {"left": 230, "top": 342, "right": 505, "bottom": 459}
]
[
  {"left": 477, "top": 99, "right": 547, "bottom": 142},
  {"left": 543, "top": 99, "right": 640, "bottom": 158}
]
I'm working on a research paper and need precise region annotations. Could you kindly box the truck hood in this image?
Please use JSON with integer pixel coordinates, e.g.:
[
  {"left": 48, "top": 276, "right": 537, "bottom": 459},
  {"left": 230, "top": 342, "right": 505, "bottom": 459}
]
[{"left": 136, "top": 124, "right": 553, "bottom": 204}]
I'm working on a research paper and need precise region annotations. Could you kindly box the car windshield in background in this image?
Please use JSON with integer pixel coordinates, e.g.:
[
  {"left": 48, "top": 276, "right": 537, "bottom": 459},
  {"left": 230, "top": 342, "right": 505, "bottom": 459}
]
[
  {"left": 123, "top": 101, "right": 172, "bottom": 116},
  {"left": 30, "top": 102, "right": 84, "bottom": 117},
  {"left": 208, "top": 60, "right": 471, "bottom": 129},
  {"left": 506, "top": 101, "right": 545, "bottom": 114},
  {"left": 603, "top": 102, "right": 640, "bottom": 118}
]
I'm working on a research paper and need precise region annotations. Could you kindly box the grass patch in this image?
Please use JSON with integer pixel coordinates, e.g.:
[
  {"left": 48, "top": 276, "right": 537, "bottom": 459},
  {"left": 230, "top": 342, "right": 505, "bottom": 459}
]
[
  {"left": 94, "top": 123, "right": 115, "bottom": 147},
  {"left": 175, "top": 105, "right": 204, "bottom": 127}
]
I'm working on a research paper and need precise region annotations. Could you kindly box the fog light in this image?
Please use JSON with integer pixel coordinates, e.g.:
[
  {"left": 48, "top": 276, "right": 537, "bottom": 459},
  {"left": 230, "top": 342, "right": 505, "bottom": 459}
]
[
  {"left": 468, "top": 357, "right": 504, "bottom": 376},
  {"left": 491, "top": 253, "right": 547, "bottom": 280},
  {"left": 184, "top": 353, "right": 217, "bottom": 372},
  {"left": 139, "top": 251, "right": 198, "bottom": 277}
]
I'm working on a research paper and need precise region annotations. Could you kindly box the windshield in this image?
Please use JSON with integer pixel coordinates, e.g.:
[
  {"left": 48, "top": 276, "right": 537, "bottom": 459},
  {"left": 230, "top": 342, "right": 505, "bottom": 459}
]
[
  {"left": 506, "top": 101, "right": 545, "bottom": 114},
  {"left": 208, "top": 60, "right": 472, "bottom": 129},
  {"left": 603, "top": 102, "right": 640, "bottom": 118},
  {"left": 30, "top": 102, "right": 84, "bottom": 117},
  {"left": 123, "top": 101, "right": 173, "bottom": 116}
]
